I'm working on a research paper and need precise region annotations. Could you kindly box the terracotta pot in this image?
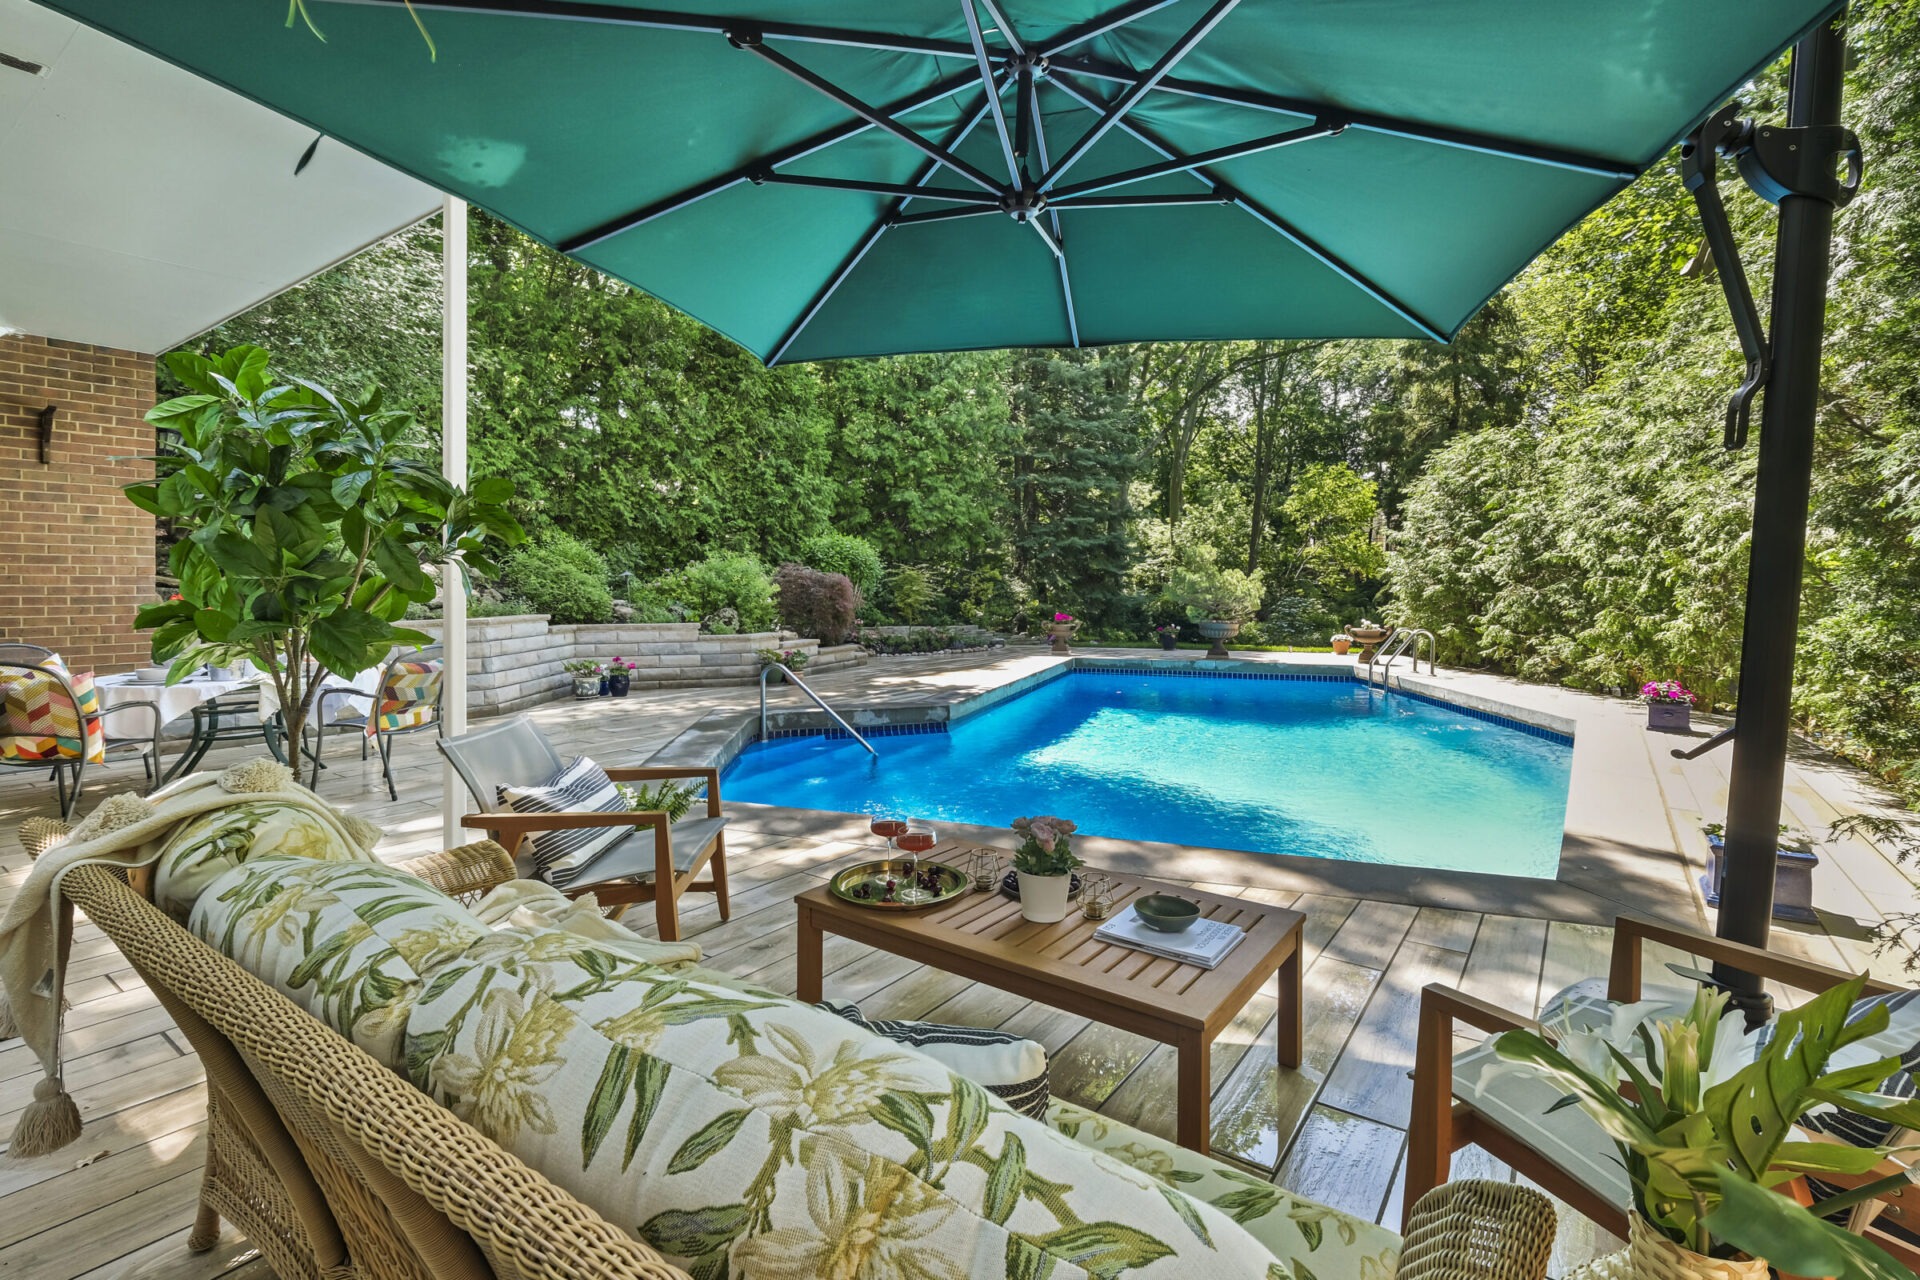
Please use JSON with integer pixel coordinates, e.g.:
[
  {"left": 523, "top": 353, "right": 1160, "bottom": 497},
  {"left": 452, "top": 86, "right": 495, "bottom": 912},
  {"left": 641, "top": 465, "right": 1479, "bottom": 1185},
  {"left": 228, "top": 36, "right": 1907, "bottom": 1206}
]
[
  {"left": 1018, "top": 872, "right": 1072, "bottom": 923},
  {"left": 1627, "top": 1213, "right": 1766, "bottom": 1280},
  {"left": 1330, "top": 636, "right": 1352, "bottom": 655}
]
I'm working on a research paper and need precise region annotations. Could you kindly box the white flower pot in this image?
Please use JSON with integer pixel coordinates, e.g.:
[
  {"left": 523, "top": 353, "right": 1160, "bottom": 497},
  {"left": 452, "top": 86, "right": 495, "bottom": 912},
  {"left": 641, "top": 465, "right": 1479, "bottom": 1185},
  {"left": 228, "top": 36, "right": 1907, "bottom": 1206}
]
[{"left": 1018, "top": 872, "right": 1072, "bottom": 923}]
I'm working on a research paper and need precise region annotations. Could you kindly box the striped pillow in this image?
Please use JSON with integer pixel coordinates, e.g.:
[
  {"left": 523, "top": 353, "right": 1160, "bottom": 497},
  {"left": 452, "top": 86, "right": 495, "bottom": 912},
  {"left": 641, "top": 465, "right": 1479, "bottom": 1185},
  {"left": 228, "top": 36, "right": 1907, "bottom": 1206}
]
[
  {"left": 497, "top": 755, "right": 631, "bottom": 888},
  {"left": 819, "top": 999, "right": 1050, "bottom": 1119}
]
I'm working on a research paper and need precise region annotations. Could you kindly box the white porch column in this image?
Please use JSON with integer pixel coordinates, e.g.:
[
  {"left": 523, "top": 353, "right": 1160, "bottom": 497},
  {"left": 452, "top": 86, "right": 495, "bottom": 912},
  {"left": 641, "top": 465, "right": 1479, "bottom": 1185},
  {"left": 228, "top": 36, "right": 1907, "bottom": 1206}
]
[{"left": 441, "top": 196, "right": 469, "bottom": 848}]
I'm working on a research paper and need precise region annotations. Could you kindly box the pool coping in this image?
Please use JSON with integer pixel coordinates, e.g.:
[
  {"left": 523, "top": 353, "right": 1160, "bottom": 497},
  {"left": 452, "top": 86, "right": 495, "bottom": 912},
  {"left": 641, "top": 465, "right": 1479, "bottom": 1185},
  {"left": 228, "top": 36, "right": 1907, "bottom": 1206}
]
[{"left": 647, "top": 655, "right": 1695, "bottom": 927}]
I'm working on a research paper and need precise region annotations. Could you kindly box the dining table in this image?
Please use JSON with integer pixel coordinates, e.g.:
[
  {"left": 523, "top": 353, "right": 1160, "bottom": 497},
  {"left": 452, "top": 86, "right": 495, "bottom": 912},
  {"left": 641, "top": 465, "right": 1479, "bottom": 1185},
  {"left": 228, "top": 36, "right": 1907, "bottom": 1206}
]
[{"left": 92, "top": 670, "right": 260, "bottom": 783}]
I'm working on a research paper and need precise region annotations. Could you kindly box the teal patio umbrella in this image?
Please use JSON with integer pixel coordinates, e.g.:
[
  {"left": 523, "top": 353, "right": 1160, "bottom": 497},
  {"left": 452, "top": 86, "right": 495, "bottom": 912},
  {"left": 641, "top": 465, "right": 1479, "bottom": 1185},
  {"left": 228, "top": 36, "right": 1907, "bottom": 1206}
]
[
  {"left": 38, "top": 0, "right": 1859, "bottom": 999},
  {"left": 36, "top": 0, "right": 1839, "bottom": 364}
]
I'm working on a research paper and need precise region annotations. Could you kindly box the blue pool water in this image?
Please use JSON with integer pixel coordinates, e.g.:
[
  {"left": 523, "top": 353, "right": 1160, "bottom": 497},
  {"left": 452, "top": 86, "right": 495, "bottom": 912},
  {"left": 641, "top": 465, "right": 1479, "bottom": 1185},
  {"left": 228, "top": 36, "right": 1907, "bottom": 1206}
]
[{"left": 723, "top": 671, "right": 1573, "bottom": 878}]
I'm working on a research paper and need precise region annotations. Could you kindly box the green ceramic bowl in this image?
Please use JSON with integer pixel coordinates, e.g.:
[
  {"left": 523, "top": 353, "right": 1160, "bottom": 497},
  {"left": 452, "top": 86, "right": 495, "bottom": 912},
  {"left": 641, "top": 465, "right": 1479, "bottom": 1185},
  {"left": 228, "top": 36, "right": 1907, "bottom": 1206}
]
[{"left": 1133, "top": 894, "right": 1201, "bottom": 933}]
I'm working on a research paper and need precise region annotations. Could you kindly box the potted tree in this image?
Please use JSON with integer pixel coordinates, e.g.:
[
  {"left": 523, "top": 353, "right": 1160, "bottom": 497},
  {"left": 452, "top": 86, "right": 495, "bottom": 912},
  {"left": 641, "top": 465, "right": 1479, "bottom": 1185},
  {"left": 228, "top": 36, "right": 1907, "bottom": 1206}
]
[
  {"left": 127, "top": 345, "right": 523, "bottom": 753},
  {"left": 1643, "top": 679, "right": 1696, "bottom": 732},
  {"left": 1009, "top": 815, "right": 1084, "bottom": 923},
  {"left": 1169, "top": 552, "right": 1263, "bottom": 659},
  {"left": 1495, "top": 977, "right": 1920, "bottom": 1280}
]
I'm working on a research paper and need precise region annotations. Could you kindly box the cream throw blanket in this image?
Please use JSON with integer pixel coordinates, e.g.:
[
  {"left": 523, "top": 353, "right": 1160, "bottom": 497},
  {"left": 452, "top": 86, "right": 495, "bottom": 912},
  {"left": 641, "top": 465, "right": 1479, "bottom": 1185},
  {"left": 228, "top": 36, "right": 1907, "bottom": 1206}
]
[{"left": 0, "top": 760, "right": 381, "bottom": 1156}]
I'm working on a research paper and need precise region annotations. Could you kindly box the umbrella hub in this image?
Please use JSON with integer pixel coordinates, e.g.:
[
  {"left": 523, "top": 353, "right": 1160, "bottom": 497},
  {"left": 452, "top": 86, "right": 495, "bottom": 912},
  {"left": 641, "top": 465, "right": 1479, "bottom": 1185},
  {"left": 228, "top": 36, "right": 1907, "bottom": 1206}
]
[{"left": 1001, "top": 186, "right": 1049, "bottom": 222}]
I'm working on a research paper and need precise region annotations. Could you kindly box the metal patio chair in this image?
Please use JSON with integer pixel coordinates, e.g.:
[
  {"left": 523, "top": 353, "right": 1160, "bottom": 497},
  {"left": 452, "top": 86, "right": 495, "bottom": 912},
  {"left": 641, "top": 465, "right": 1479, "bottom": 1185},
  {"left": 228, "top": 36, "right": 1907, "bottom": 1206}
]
[
  {"left": 0, "top": 642, "right": 159, "bottom": 817},
  {"left": 438, "top": 715, "right": 730, "bottom": 941},
  {"left": 304, "top": 646, "right": 446, "bottom": 801}
]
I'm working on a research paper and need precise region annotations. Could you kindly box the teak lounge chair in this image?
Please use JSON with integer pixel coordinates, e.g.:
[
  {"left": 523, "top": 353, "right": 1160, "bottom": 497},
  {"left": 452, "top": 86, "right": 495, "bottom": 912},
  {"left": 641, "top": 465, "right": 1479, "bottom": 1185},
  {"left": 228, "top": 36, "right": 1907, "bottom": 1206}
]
[{"left": 437, "top": 716, "right": 728, "bottom": 941}]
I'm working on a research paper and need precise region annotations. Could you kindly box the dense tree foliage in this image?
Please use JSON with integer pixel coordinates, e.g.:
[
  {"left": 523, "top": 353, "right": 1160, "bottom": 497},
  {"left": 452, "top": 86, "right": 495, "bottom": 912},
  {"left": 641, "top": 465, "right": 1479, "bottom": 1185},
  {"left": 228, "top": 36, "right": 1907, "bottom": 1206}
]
[{"left": 174, "top": 2, "right": 1920, "bottom": 799}]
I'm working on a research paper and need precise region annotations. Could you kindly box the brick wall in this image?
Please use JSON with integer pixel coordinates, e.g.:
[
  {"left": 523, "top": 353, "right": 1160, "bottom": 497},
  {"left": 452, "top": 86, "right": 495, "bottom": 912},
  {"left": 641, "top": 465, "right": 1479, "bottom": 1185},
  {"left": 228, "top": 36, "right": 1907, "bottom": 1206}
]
[{"left": 0, "top": 334, "right": 156, "bottom": 674}]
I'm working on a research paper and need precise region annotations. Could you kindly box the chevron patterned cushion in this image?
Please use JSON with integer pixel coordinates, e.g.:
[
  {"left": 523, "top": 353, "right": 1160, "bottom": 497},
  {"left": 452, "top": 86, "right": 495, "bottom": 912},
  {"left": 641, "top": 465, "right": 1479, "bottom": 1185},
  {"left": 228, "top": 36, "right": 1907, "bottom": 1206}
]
[
  {"left": 367, "top": 659, "right": 442, "bottom": 736},
  {"left": 1, "top": 655, "right": 105, "bottom": 764}
]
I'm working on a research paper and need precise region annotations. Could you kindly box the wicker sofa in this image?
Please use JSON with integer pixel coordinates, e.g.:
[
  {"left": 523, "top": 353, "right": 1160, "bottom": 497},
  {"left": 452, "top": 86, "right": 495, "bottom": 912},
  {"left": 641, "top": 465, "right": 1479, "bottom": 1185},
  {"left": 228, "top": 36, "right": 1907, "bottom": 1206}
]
[{"left": 30, "top": 827, "right": 1556, "bottom": 1280}]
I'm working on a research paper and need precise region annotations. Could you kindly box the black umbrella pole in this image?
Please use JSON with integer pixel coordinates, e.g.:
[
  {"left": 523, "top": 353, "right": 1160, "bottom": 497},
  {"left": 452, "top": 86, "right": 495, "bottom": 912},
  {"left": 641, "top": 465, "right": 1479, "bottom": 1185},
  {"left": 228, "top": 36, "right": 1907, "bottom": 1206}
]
[{"left": 1713, "top": 11, "right": 1847, "bottom": 1014}]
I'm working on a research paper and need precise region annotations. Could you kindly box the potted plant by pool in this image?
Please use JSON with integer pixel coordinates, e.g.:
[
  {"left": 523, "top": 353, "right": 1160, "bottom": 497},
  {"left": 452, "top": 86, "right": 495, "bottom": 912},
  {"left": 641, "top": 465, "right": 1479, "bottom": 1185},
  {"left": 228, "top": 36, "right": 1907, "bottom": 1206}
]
[
  {"left": 1494, "top": 977, "right": 1920, "bottom": 1280},
  {"left": 1642, "top": 678, "right": 1695, "bottom": 732},
  {"left": 757, "top": 647, "right": 809, "bottom": 683},
  {"left": 606, "top": 656, "right": 635, "bottom": 697},
  {"left": 1169, "top": 552, "right": 1262, "bottom": 659},
  {"left": 1345, "top": 618, "right": 1390, "bottom": 661},
  {"left": 1046, "top": 611, "right": 1077, "bottom": 655},
  {"left": 563, "top": 659, "right": 603, "bottom": 700},
  {"left": 1700, "top": 820, "right": 1820, "bottom": 922},
  {"left": 1329, "top": 633, "right": 1352, "bottom": 655},
  {"left": 1010, "top": 815, "right": 1084, "bottom": 923},
  {"left": 1153, "top": 622, "right": 1179, "bottom": 651}
]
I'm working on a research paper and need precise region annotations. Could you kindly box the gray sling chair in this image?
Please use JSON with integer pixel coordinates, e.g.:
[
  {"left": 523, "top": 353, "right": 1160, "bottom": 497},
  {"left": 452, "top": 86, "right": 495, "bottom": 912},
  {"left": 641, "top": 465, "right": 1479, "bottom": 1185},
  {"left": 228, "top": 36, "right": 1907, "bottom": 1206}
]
[{"left": 437, "top": 716, "right": 729, "bottom": 941}]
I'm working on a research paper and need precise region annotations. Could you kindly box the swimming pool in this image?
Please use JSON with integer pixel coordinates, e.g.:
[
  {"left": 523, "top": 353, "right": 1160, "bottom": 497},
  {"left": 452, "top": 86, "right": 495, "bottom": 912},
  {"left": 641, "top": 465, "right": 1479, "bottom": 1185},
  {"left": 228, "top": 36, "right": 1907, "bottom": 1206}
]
[{"left": 723, "top": 669, "right": 1573, "bottom": 878}]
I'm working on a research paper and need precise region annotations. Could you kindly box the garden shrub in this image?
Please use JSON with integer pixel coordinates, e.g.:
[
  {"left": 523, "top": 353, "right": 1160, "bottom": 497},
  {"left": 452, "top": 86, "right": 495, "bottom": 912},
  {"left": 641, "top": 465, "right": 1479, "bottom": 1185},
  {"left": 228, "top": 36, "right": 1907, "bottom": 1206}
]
[
  {"left": 798, "top": 531, "right": 883, "bottom": 594},
  {"left": 774, "top": 563, "right": 860, "bottom": 643},
  {"left": 501, "top": 533, "right": 613, "bottom": 623},
  {"left": 885, "top": 563, "right": 936, "bottom": 623},
  {"left": 665, "top": 551, "right": 775, "bottom": 630}
]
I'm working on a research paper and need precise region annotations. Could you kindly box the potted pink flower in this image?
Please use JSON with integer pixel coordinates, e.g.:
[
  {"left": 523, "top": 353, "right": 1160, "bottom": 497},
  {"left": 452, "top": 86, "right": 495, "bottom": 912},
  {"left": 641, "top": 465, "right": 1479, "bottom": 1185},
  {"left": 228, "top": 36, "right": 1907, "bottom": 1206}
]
[
  {"left": 606, "top": 656, "right": 637, "bottom": 698},
  {"left": 1010, "top": 815, "right": 1085, "bottom": 922},
  {"left": 1642, "top": 678, "right": 1695, "bottom": 732},
  {"left": 1046, "top": 611, "right": 1077, "bottom": 655}
]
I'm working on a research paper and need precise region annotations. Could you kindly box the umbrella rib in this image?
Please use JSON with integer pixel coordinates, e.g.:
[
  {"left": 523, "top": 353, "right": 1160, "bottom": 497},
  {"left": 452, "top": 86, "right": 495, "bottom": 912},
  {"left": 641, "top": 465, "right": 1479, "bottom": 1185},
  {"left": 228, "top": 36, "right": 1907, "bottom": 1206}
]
[
  {"left": 1025, "top": 74, "right": 1081, "bottom": 348},
  {"left": 961, "top": 0, "right": 1022, "bottom": 185},
  {"left": 973, "top": 0, "right": 1027, "bottom": 56},
  {"left": 319, "top": 0, "right": 989, "bottom": 61},
  {"left": 1039, "top": 0, "right": 1186, "bottom": 58},
  {"left": 768, "top": 87, "right": 1003, "bottom": 367},
  {"left": 889, "top": 205, "right": 1006, "bottom": 226},
  {"left": 558, "top": 70, "right": 982, "bottom": 252},
  {"left": 1051, "top": 70, "right": 1446, "bottom": 341},
  {"left": 1046, "top": 120, "right": 1342, "bottom": 201},
  {"left": 1049, "top": 193, "right": 1232, "bottom": 209},
  {"left": 757, "top": 173, "right": 1002, "bottom": 204},
  {"left": 1049, "top": 54, "right": 1640, "bottom": 179},
  {"left": 1038, "top": 0, "right": 1244, "bottom": 193},
  {"left": 735, "top": 36, "right": 1009, "bottom": 196}
]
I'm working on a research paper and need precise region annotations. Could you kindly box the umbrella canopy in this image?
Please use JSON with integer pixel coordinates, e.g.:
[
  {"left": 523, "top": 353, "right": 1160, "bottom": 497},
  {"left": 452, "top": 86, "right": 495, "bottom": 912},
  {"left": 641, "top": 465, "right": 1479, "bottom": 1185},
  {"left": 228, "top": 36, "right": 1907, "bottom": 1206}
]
[{"left": 37, "top": 0, "right": 1836, "bottom": 362}]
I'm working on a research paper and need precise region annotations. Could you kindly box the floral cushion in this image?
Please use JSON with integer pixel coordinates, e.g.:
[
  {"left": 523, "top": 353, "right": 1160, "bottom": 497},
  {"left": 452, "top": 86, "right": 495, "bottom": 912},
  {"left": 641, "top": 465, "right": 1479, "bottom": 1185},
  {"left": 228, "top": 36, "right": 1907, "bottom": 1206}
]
[
  {"left": 1047, "top": 1099, "right": 1401, "bottom": 1279},
  {"left": 156, "top": 801, "right": 381, "bottom": 922},
  {"left": 194, "top": 859, "right": 1323, "bottom": 1278},
  {"left": 1, "top": 655, "right": 104, "bottom": 764}
]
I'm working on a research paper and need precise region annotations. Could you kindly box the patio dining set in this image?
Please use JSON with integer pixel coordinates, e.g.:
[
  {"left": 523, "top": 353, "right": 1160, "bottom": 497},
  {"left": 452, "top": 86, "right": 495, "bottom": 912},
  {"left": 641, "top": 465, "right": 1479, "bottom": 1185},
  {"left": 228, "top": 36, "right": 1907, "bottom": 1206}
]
[{"left": 0, "top": 641, "right": 448, "bottom": 816}]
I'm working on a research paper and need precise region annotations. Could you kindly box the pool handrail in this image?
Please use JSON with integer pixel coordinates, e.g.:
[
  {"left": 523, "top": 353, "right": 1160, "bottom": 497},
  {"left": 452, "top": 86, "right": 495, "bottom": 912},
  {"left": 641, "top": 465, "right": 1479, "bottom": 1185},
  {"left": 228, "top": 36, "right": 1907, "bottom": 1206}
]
[
  {"left": 1369, "top": 627, "right": 1436, "bottom": 685},
  {"left": 759, "top": 664, "right": 877, "bottom": 756}
]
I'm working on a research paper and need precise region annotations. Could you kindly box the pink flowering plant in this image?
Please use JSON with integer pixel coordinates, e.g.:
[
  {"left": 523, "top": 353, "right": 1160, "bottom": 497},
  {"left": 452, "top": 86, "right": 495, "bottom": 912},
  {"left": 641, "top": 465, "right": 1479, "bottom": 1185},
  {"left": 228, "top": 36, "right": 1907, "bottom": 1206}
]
[
  {"left": 607, "top": 656, "right": 637, "bottom": 673},
  {"left": 1010, "top": 815, "right": 1084, "bottom": 877},
  {"left": 1641, "top": 679, "right": 1695, "bottom": 705},
  {"left": 1051, "top": 612, "right": 1076, "bottom": 626}
]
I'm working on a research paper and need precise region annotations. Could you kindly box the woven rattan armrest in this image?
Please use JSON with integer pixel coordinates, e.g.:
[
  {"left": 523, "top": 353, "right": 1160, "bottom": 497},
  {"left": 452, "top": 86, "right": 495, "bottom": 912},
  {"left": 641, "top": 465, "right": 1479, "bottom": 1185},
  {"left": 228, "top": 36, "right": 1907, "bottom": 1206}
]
[
  {"left": 1398, "top": 1179, "right": 1556, "bottom": 1280},
  {"left": 391, "top": 840, "right": 517, "bottom": 900},
  {"left": 603, "top": 766, "right": 723, "bottom": 818},
  {"left": 19, "top": 816, "right": 72, "bottom": 860},
  {"left": 1606, "top": 914, "right": 1901, "bottom": 1002}
]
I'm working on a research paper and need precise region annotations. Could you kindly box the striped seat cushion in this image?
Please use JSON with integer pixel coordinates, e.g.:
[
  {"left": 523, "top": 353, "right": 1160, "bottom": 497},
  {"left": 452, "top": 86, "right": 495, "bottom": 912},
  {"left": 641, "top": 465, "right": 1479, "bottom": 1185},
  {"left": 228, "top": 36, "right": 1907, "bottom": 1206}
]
[
  {"left": 497, "top": 755, "right": 631, "bottom": 888},
  {"left": 818, "top": 999, "right": 1050, "bottom": 1119},
  {"left": 1, "top": 655, "right": 104, "bottom": 764},
  {"left": 367, "top": 659, "right": 441, "bottom": 736}
]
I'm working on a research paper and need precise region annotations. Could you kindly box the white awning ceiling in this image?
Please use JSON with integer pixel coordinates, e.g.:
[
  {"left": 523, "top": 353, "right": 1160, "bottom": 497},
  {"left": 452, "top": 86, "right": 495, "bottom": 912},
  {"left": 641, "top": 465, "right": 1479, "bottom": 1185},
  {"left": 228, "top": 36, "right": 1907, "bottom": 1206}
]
[{"left": 0, "top": 0, "right": 439, "bottom": 354}]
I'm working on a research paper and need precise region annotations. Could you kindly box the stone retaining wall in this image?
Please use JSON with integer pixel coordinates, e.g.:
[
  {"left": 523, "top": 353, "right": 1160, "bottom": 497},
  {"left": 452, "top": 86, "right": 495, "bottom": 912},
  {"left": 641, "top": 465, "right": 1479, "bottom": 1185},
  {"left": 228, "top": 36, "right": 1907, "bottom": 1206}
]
[{"left": 415, "top": 615, "right": 865, "bottom": 715}]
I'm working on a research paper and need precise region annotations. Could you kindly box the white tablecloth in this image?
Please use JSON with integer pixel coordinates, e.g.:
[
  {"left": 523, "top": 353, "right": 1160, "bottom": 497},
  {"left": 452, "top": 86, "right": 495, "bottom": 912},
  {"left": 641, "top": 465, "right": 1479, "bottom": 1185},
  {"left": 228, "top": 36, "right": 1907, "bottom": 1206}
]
[
  {"left": 92, "top": 674, "right": 256, "bottom": 742},
  {"left": 256, "top": 667, "right": 384, "bottom": 722}
]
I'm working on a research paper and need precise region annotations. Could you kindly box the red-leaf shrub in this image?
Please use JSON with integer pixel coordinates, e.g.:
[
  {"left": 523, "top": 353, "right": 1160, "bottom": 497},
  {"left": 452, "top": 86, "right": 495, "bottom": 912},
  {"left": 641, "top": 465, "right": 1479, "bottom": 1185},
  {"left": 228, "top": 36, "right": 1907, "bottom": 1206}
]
[{"left": 774, "top": 563, "right": 860, "bottom": 643}]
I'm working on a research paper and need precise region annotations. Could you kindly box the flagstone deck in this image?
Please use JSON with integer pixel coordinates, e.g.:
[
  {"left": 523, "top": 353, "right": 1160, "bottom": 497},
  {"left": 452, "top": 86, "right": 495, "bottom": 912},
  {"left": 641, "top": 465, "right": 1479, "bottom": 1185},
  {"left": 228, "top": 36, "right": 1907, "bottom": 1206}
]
[{"left": 2, "top": 645, "right": 1914, "bottom": 1278}]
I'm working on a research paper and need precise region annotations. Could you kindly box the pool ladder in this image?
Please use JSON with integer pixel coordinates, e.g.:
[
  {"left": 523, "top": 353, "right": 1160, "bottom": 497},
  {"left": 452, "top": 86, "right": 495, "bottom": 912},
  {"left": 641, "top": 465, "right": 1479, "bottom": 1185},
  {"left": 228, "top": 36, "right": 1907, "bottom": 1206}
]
[
  {"left": 760, "top": 664, "right": 876, "bottom": 756},
  {"left": 1365, "top": 627, "right": 1436, "bottom": 688}
]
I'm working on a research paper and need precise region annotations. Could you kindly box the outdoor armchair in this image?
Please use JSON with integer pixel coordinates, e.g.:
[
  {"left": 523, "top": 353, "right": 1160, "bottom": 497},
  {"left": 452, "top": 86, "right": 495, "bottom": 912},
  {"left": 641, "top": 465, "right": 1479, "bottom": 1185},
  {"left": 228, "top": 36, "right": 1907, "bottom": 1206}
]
[
  {"left": 437, "top": 715, "right": 729, "bottom": 941},
  {"left": 1405, "top": 915, "right": 1916, "bottom": 1268},
  {"left": 0, "top": 642, "right": 159, "bottom": 817},
  {"left": 306, "top": 645, "right": 447, "bottom": 801}
]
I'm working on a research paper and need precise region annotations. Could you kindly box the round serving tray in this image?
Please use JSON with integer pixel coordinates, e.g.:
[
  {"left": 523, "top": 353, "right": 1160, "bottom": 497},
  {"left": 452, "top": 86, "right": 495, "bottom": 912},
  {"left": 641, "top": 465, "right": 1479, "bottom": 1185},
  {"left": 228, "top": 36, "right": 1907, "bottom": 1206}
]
[{"left": 828, "top": 859, "right": 971, "bottom": 911}]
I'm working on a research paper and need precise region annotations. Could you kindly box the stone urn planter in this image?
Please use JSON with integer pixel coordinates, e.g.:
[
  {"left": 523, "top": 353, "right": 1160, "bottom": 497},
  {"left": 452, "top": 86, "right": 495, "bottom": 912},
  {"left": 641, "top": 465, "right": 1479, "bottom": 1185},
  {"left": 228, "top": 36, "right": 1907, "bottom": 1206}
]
[
  {"left": 1346, "top": 624, "right": 1390, "bottom": 662},
  {"left": 1046, "top": 621, "right": 1077, "bottom": 655},
  {"left": 1195, "top": 619, "right": 1240, "bottom": 658},
  {"left": 1702, "top": 828, "right": 1819, "bottom": 922}
]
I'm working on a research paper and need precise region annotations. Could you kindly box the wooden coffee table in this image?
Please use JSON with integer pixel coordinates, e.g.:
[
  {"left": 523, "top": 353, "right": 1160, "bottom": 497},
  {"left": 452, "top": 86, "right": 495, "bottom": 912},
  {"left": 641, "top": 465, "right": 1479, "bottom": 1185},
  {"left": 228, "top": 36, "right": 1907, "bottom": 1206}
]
[{"left": 795, "top": 857, "right": 1305, "bottom": 1154}]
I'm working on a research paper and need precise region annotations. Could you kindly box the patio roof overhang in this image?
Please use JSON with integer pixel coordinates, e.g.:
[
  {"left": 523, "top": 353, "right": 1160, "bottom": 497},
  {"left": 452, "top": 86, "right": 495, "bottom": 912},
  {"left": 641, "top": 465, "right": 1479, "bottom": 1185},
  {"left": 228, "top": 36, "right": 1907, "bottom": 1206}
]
[{"left": 0, "top": 0, "right": 437, "bottom": 353}]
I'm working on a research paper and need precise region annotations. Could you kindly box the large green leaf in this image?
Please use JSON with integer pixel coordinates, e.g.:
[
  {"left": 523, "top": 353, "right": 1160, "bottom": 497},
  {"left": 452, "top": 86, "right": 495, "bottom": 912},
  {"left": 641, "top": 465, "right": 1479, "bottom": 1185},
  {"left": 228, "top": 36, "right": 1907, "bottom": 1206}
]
[
  {"left": 1021, "top": 1222, "right": 1176, "bottom": 1280},
  {"left": 983, "top": 1132, "right": 1025, "bottom": 1225},
  {"left": 665, "top": 1108, "right": 750, "bottom": 1175},
  {"left": 636, "top": 1203, "right": 750, "bottom": 1261},
  {"left": 1705, "top": 1170, "right": 1914, "bottom": 1280}
]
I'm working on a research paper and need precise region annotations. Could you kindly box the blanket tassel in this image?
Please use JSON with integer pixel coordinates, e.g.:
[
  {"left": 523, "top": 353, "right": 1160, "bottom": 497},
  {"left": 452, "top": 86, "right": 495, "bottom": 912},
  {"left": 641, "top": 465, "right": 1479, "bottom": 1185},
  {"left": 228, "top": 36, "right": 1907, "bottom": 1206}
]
[{"left": 10, "top": 1076, "right": 81, "bottom": 1157}]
